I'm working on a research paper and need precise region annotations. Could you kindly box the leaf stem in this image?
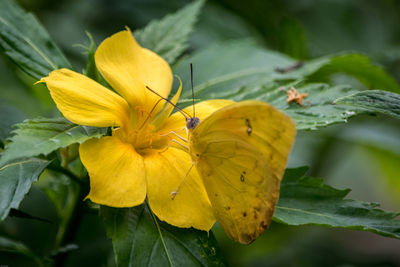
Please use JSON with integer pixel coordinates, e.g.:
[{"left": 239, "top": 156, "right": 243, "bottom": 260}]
[{"left": 51, "top": 173, "right": 89, "bottom": 266}]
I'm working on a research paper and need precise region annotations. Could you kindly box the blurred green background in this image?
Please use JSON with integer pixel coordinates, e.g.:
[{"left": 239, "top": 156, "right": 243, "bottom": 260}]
[{"left": 1, "top": 0, "right": 400, "bottom": 266}]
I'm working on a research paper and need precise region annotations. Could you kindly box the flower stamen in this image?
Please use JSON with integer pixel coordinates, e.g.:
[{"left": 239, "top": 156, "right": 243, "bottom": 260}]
[{"left": 138, "top": 98, "right": 164, "bottom": 130}]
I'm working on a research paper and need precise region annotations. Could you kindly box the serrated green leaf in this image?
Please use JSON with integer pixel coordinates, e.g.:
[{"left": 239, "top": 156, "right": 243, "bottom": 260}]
[
  {"left": 134, "top": 0, "right": 204, "bottom": 64},
  {"left": 275, "top": 167, "right": 400, "bottom": 239},
  {"left": 0, "top": 158, "right": 49, "bottom": 220},
  {"left": 175, "top": 40, "right": 400, "bottom": 130},
  {"left": 175, "top": 41, "right": 400, "bottom": 102},
  {"left": 101, "top": 204, "right": 226, "bottom": 267},
  {"left": 0, "top": 118, "right": 106, "bottom": 166},
  {"left": 0, "top": 101, "right": 25, "bottom": 142},
  {"left": 0, "top": 0, "right": 71, "bottom": 80},
  {"left": 175, "top": 40, "right": 294, "bottom": 101},
  {"left": 334, "top": 90, "right": 400, "bottom": 119},
  {"left": 224, "top": 82, "right": 360, "bottom": 130}
]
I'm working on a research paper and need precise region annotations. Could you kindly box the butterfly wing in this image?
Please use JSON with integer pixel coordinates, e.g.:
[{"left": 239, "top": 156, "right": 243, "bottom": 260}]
[{"left": 189, "top": 100, "right": 296, "bottom": 244}]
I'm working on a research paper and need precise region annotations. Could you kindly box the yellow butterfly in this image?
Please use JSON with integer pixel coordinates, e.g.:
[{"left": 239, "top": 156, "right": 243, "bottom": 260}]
[
  {"left": 186, "top": 100, "right": 296, "bottom": 244},
  {"left": 146, "top": 68, "right": 296, "bottom": 244}
]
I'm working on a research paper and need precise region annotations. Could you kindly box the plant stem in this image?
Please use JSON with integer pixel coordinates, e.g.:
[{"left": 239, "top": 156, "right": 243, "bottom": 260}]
[{"left": 48, "top": 165, "right": 89, "bottom": 267}]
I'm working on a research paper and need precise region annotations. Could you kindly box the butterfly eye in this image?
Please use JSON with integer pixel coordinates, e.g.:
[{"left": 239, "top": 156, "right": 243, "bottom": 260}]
[{"left": 186, "top": 117, "right": 200, "bottom": 130}]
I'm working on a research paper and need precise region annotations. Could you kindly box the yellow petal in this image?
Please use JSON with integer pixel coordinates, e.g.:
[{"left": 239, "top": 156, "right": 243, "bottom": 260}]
[
  {"left": 144, "top": 148, "right": 215, "bottom": 231},
  {"left": 80, "top": 136, "right": 146, "bottom": 207},
  {"left": 150, "top": 78, "right": 182, "bottom": 129},
  {"left": 41, "top": 68, "right": 130, "bottom": 127},
  {"left": 159, "top": 99, "right": 234, "bottom": 135},
  {"left": 95, "top": 29, "right": 173, "bottom": 112}
]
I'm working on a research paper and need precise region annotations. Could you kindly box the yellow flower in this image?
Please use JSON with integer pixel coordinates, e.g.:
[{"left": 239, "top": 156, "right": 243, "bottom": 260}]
[{"left": 40, "top": 29, "right": 232, "bottom": 231}]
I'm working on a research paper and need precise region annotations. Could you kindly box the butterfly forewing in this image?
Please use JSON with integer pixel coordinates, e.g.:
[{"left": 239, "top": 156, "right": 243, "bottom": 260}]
[{"left": 189, "top": 100, "right": 296, "bottom": 244}]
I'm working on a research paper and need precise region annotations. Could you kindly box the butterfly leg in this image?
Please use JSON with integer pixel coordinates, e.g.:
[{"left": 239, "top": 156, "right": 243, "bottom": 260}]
[
  {"left": 158, "top": 137, "right": 189, "bottom": 154},
  {"left": 171, "top": 162, "right": 194, "bottom": 200},
  {"left": 159, "top": 127, "right": 188, "bottom": 142}
]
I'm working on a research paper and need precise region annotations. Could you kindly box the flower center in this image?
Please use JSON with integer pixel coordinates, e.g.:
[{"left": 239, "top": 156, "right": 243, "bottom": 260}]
[{"left": 114, "top": 105, "right": 170, "bottom": 155}]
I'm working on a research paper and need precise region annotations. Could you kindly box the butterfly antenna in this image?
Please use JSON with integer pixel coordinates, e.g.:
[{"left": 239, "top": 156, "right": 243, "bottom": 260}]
[
  {"left": 145, "top": 86, "right": 191, "bottom": 119},
  {"left": 190, "top": 63, "right": 195, "bottom": 118}
]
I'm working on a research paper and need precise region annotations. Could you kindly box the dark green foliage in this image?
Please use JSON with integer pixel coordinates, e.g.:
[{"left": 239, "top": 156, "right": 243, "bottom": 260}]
[
  {"left": 0, "top": 101, "right": 25, "bottom": 143},
  {"left": 0, "top": 118, "right": 106, "bottom": 166},
  {"left": 134, "top": 0, "right": 205, "bottom": 64},
  {"left": 276, "top": 167, "right": 400, "bottom": 239},
  {"left": 334, "top": 90, "right": 400, "bottom": 119},
  {"left": 0, "top": 0, "right": 71, "bottom": 80},
  {"left": 307, "top": 54, "right": 400, "bottom": 93},
  {"left": 0, "top": 158, "right": 49, "bottom": 220},
  {"left": 1, "top": 0, "right": 400, "bottom": 266},
  {"left": 101, "top": 204, "right": 226, "bottom": 267},
  {"left": 0, "top": 236, "right": 42, "bottom": 266}
]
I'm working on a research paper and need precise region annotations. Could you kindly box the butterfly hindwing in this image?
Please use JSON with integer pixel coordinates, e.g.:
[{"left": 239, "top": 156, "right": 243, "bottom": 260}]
[{"left": 189, "top": 100, "right": 296, "bottom": 244}]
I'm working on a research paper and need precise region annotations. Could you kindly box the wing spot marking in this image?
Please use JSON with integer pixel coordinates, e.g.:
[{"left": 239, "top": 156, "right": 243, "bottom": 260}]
[
  {"left": 260, "top": 220, "right": 268, "bottom": 229},
  {"left": 245, "top": 118, "right": 252, "bottom": 136}
]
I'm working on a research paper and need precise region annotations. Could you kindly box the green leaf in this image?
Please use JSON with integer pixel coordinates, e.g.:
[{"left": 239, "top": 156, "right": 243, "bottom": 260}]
[
  {"left": 0, "top": 158, "right": 49, "bottom": 220},
  {"left": 134, "top": 0, "right": 205, "bottom": 64},
  {"left": 176, "top": 41, "right": 400, "bottom": 102},
  {"left": 175, "top": 40, "right": 400, "bottom": 130},
  {"left": 0, "top": 236, "right": 42, "bottom": 266},
  {"left": 334, "top": 90, "right": 400, "bottom": 119},
  {"left": 101, "top": 204, "right": 226, "bottom": 267},
  {"left": 178, "top": 65, "right": 362, "bottom": 130},
  {"left": 0, "top": 101, "right": 25, "bottom": 143},
  {"left": 0, "top": 118, "right": 106, "bottom": 166},
  {"left": 175, "top": 40, "right": 294, "bottom": 101},
  {"left": 225, "top": 82, "right": 360, "bottom": 130},
  {"left": 0, "top": 0, "right": 71, "bottom": 80},
  {"left": 275, "top": 167, "right": 400, "bottom": 239},
  {"left": 305, "top": 53, "right": 400, "bottom": 93}
]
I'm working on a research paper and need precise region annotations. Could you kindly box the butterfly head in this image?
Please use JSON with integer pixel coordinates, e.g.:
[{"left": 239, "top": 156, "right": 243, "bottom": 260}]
[{"left": 186, "top": 117, "right": 200, "bottom": 130}]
